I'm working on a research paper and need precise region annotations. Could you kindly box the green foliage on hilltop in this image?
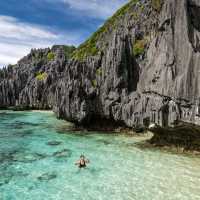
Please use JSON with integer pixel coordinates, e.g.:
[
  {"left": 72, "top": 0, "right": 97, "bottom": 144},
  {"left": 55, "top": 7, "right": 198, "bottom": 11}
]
[
  {"left": 72, "top": 0, "right": 139, "bottom": 61},
  {"left": 63, "top": 45, "right": 76, "bottom": 59}
]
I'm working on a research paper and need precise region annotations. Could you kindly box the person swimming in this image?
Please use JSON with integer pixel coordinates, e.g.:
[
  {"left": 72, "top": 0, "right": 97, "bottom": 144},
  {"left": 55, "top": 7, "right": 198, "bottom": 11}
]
[{"left": 75, "top": 155, "right": 90, "bottom": 168}]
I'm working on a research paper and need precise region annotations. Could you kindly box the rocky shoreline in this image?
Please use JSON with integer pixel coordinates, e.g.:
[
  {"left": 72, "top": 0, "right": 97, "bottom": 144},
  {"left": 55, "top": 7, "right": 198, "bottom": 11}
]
[{"left": 148, "top": 122, "right": 200, "bottom": 152}]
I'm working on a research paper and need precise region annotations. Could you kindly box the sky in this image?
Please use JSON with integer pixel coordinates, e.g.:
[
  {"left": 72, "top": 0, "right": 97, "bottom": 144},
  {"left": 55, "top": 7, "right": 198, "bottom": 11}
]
[{"left": 0, "top": 0, "right": 128, "bottom": 67}]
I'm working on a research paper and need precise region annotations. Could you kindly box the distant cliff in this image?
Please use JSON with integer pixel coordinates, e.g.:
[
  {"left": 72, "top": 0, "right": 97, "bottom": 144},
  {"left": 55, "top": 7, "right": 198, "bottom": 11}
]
[{"left": 1, "top": 0, "right": 200, "bottom": 133}]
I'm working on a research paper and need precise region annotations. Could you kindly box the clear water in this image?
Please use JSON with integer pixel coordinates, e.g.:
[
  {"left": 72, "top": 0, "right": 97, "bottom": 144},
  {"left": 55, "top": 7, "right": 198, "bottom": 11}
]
[{"left": 0, "top": 111, "right": 200, "bottom": 200}]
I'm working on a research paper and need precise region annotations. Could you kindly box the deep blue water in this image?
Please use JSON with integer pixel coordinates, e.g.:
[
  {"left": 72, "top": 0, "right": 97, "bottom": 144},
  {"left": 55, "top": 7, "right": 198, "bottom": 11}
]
[{"left": 0, "top": 111, "right": 200, "bottom": 200}]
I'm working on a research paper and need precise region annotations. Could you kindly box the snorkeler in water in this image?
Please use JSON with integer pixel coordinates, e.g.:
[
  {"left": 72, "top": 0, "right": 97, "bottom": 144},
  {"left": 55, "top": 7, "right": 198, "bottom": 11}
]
[{"left": 75, "top": 155, "right": 90, "bottom": 168}]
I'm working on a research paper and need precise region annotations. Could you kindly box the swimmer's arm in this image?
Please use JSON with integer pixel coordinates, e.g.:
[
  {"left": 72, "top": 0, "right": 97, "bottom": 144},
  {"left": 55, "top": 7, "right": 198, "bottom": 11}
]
[
  {"left": 85, "top": 159, "right": 90, "bottom": 163},
  {"left": 75, "top": 160, "right": 80, "bottom": 165}
]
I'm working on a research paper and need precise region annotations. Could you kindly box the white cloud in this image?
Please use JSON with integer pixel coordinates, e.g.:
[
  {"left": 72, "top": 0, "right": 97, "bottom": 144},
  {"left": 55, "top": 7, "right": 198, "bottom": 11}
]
[
  {"left": 0, "top": 15, "right": 82, "bottom": 68},
  {"left": 0, "top": 41, "right": 50, "bottom": 68},
  {"left": 62, "top": 0, "right": 128, "bottom": 19},
  {"left": 0, "top": 16, "right": 58, "bottom": 40}
]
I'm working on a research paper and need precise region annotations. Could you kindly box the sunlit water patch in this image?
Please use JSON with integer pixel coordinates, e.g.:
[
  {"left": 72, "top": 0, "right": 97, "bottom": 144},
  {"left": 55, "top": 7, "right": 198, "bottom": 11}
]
[{"left": 0, "top": 111, "right": 200, "bottom": 200}]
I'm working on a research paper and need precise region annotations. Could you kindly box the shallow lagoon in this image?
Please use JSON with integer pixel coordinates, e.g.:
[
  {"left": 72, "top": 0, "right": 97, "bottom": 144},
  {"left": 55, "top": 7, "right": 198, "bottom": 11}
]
[{"left": 0, "top": 111, "right": 200, "bottom": 200}]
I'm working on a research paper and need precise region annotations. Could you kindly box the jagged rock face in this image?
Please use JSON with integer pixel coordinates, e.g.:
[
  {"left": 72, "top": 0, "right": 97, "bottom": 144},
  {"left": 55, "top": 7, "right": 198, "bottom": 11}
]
[
  {"left": 136, "top": 0, "right": 200, "bottom": 127},
  {"left": 53, "top": 0, "right": 158, "bottom": 126},
  {"left": 1, "top": 0, "right": 200, "bottom": 129},
  {"left": 0, "top": 46, "right": 67, "bottom": 109}
]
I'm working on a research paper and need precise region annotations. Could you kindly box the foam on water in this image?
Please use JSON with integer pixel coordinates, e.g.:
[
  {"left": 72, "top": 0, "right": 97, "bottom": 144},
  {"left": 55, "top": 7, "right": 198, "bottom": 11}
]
[{"left": 0, "top": 111, "right": 200, "bottom": 200}]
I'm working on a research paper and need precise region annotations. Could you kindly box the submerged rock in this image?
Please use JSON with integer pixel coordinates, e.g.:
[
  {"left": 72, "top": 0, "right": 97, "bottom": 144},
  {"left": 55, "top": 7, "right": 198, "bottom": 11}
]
[
  {"left": 53, "top": 149, "right": 72, "bottom": 158},
  {"left": 14, "top": 130, "right": 33, "bottom": 137},
  {"left": 37, "top": 172, "right": 57, "bottom": 181},
  {"left": 12, "top": 152, "right": 47, "bottom": 163},
  {"left": 97, "top": 140, "right": 111, "bottom": 145},
  {"left": 0, "top": 166, "right": 28, "bottom": 187},
  {"left": 0, "top": 151, "right": 17, "bottom": 163},
  {"left": 0, "top": 172, "right": 13, "bottom": 186},
  {"left": 46, "top": 141, "right": 62, "bottom": 146}
]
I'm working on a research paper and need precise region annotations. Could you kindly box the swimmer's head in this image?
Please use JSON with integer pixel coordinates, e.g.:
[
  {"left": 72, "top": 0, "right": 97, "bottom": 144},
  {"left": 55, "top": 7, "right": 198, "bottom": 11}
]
[{"left": 80, "top": 154, "right": 85, "bottom": 159}]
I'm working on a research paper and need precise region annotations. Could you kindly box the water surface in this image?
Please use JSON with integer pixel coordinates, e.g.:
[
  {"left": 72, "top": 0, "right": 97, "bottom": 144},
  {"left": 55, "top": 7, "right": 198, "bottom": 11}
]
[{"left": 0, "top": 111, "right": 200, "bottom": 200}]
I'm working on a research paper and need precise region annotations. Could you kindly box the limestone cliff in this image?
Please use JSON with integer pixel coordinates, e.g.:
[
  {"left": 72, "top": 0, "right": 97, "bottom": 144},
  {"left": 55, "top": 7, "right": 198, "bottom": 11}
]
[{"left": 1, "top": 0, "right": 200, "bottom": 132}]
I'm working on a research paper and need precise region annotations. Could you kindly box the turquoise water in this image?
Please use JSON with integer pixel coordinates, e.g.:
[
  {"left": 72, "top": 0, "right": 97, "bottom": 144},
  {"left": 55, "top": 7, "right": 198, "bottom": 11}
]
[{"left": 0, "top": 111, "right": 200, "bottom": 200}]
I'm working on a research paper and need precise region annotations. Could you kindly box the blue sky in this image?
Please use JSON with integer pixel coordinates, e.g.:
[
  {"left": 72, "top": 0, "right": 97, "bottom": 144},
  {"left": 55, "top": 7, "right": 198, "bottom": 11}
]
[{"left": 0, "top": 0, "right": 128, "bottom": 67}]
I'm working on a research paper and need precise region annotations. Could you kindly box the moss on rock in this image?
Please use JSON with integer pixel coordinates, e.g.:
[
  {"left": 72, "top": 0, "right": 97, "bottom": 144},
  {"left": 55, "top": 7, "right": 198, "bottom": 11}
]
[
  {"left": 151, "top": 0, "right": 162, "bottom": 11},
  {"left": 91, "top": 79, "right": 97, "bottom": 88},
  {"left": 133, "top": 38, "right": 148, "bottom": 57},
  {"left": 36, "top": 72, "right": 47, "bottom": 81},
  {"left": 47, "top": 52, "right": 55, "bottom": 61}
]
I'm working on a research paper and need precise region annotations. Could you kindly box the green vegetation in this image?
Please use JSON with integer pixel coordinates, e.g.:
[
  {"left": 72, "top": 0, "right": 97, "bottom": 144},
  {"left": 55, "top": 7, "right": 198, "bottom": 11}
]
[
  {"left": 72, "top": 0, "right": 139, "bottom": 61},
  {"left": 130, "top": 2, "right": 145, "bottom": 21},
  {"left": 63, "top": 45, "right": 76, "bottom": 59},
  {"left": 130, "top": 12, "right": 138, "bottom": 20},
  {"left": 47, "top": 52, "right": 55, "bottom": 61},
  {"left": 36, "top": 72, "right": 47, "bottom": 81},
  {"left": 151, "top": 0, "right": 162, "bottom": 11},
  {"left": 96, "top": 68, "right": 103, "bottom": 76},
  {"left": 71, "top": 37, "right": 99, "bottom": 61},
  {"left": 140, "top": 4, "right": 145, "bottom": 11},
  {"left": 91, "top": 79, "right": 97, "bottom": 88},
  {"left": 133, "top": 38, "right": 148, "bottom": 57}
]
